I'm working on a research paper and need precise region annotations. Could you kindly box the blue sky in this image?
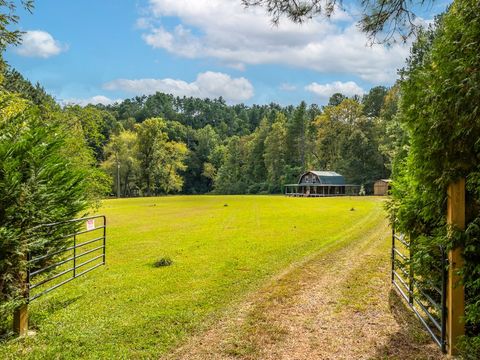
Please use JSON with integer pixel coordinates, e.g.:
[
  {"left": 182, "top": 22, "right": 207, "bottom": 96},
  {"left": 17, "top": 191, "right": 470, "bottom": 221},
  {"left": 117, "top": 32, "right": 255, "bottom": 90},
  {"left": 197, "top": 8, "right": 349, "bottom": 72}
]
[{"left": 5, "top": 0, "right": 451, "bottom": 106}]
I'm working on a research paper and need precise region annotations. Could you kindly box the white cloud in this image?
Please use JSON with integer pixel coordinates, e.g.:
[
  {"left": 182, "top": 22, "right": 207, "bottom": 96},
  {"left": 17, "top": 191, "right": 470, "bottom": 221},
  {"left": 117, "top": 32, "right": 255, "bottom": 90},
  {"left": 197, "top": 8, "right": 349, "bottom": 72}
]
[
  {"left": 136, "top": 17, "right": 152, "bottom": 30},
  {"left": 61, "top": 95, "right": 121, "bottom": 107},
  {"left": 305, "top": 81, "right": 365, "bottom": 98},
  {"left": 15, "top": 30, "right": 66, "bottom": 58},
  {"left": 103, "top": 71, "right": 254, "bottom": 103},
  {"left": 140, "top": 0, "right": 410, "bottom": 84}
]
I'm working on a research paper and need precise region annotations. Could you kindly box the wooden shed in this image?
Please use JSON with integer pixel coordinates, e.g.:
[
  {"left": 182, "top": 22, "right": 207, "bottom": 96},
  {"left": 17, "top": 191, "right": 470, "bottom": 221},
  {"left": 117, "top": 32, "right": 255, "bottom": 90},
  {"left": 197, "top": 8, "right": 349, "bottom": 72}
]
[
  {"left": 374, "top": 179, "right": 392, "bottom": 196},
  {"left": 284, "top": 171, "right": 360, "bottom": 197}
]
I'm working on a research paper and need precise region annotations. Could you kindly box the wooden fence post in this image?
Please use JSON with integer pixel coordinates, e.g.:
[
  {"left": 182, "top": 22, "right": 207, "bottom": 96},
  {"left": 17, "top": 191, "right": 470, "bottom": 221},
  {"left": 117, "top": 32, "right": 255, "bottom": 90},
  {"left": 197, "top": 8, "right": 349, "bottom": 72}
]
[
  {"left": 13, "top": 249, "right": 29, "bottom": 336},
  {"left": 13, "top": 304, "right": 28, "bottom": 336},
  {"left": 446, "top": 179, "right": 465, "bottom": 356}
]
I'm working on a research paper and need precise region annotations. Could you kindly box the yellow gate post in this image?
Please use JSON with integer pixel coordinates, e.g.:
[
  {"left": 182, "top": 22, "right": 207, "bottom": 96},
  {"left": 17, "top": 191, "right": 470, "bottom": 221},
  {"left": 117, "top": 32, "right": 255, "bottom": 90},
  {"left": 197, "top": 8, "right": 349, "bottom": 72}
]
[
  {"left": 13, "top": 304, "right": 28, "bottom": 336},
  {"left": 446, "top": 179, "right": 466, "bottom": 356},
  {"left": 13, "top": 250, "right": 29, "bottom": 336}
]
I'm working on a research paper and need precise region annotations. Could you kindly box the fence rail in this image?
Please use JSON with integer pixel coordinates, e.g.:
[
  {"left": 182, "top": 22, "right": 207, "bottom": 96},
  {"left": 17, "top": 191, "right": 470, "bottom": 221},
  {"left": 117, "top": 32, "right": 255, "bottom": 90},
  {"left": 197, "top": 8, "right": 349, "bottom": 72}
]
[
  {"left": 27, "top": 215, "right": 106, "bottom": 302},
  {"left": 391, "top": 229, "right": 448, "bottom": 353}
]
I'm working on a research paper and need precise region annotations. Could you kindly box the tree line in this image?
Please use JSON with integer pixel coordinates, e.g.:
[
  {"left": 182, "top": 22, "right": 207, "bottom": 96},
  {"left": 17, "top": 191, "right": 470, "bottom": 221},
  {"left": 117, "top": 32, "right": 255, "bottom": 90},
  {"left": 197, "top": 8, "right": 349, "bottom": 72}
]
[
  {"left": 1, "top": 73, "right": 399, "bottom": 197},
  {"left": 3, "top": 66, "right": 399, "bottom": 196},
  {"left": 102, "top": 86, "right": 398, "bottom": 196}
]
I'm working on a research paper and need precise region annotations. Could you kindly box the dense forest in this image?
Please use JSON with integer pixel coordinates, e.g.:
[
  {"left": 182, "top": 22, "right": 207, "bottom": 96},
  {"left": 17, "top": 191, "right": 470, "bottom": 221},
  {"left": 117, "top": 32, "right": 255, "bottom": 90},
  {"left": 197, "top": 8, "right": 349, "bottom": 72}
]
[{"left": 2, "top": 67, "right": 399, "bottom": 196}]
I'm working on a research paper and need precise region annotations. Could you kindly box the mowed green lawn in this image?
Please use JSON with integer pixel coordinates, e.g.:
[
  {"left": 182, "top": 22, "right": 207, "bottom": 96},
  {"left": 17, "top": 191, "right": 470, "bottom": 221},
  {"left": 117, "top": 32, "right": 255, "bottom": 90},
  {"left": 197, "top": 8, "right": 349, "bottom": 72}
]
[{"left": 1, "top": 195, "right": 387, "bottom": 359}]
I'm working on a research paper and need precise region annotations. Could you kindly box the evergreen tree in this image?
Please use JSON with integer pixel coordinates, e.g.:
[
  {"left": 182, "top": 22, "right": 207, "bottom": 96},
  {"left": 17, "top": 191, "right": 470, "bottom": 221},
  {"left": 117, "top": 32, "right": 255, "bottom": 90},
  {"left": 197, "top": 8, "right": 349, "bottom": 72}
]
[
  {"left": 214, "top": 136, "right": 248, "bottom": 194},
  {"left": 0, "top": 90, "right": 105, "bottom": 329},
  {"left": 286, "top": 101, "right": 308, "bottom": 172},
  {"left": 264, "top": 113, "right": 287, "bottom": 191}
]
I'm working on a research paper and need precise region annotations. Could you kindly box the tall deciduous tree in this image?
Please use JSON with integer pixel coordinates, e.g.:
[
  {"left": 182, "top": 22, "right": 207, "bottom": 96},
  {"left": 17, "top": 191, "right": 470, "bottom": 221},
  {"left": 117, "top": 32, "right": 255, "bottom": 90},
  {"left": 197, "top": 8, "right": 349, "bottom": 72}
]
[
  {"left": 135, "top": 118, "right": 188, "bottom": 195},
  {"left": 153, "top": 141, "right": 188, "bottom": 194},
  {"left": 102, "top": 131, "right": 139, "bottom": 197},
  {"left": 135, "top": 118, "right": 167, "bottom": 196},
  {"left": 313, "top": 98, "right": 387, "bottom": 185},
  {"left": 63, "top": 105, "right": 119, "bottom": 162}
]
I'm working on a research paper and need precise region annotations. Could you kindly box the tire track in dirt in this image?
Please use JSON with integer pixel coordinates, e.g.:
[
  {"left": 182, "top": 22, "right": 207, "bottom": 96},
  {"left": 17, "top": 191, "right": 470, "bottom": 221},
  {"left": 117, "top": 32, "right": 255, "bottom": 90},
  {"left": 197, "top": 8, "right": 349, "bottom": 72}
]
[{"left": 165, "top": 218, "right": 446, "bottom": 360}]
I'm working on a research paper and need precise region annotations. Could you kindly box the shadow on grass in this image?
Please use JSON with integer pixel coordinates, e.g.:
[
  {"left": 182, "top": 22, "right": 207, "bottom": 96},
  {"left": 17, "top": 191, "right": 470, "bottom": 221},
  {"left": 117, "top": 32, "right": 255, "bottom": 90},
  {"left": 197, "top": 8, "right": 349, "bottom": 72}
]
[
  {"left": 29, "top": 295, "right": 83, "bottom": 330},
  {"left": 0, "top": 295, "right": 82, "bottom": 342},
  {"left": 371, "top": 289, "right": 444, "bottom": 360}
]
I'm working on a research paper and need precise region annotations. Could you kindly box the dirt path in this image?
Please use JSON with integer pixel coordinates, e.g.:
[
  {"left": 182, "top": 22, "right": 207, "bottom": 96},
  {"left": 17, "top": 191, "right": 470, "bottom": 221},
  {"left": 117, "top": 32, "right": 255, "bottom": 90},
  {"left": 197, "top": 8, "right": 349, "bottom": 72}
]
[{"left": 165, "top": 221, "right": 446, "bottom": 360}]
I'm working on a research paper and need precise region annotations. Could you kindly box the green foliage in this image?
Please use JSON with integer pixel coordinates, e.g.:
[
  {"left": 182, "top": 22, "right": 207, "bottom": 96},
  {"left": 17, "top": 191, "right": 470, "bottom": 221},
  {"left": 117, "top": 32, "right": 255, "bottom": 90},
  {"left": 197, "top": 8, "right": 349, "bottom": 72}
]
[
  {"left": 210, "top": 97, "right": 390, "bottom": 194},
  {"left": 1, "top": 66, "right": 393, "bottom": 198},
  {"left": 458, "top": 334, "right": 480, "bottom": 360},
  {"left": 246, "top": 117, "right": 270, "bottom": 183},
  {"left": 312, "top": 99, "right": 387, "bottom": 186},
  {"left": 0, "top": 91, "right": 102, "bottom": 332},
  {"left": 102, "top": 130, "right": 139, "bottom": 197},
  {"left": 286, "top": 101, "right": 309, "bottom": 171},
  {"left": 362, "top": 86, "right": 388, "bottom": 118},
  {"left": 264, "top": 113, "right": 287, "bottom": 191},
  {"left": 135, "top": 118, "right": 167, "bottom": 195},
  {"left": 391, "top": 0, "right": 480, "bottom": 354},
  {"left": 0, "top": 62, "right": 393, "bottom": 200},
  {"left": 63, "top": 105, "right": 119, "bottom": 162},
  {"left": 133, "top": 118, "right": 188, "bottom": 195},
  {"left": 214, "top": 136, "right": 249, "bottom": 194},
  {"left": 328, "top": 93, "right": 346, "bottom": 107},
  {"left": 183, "top": 125, "right": 220, "bottom": 194},
  {"left": 1, "top": 66, "right": 56, "bottom": 107},
  {"left": 0, "top": 0, "right": 34, "bottom": 51},
  {"left": 376, "top": 84, "right": 405, "bottom": 172}
]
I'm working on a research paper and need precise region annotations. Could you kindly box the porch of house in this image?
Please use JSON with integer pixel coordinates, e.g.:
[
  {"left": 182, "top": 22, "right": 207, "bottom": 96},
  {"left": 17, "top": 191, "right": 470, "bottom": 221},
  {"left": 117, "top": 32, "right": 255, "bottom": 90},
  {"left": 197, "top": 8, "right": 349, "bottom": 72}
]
[{"left": 284, "top": 184, "right": 361, "bottom": 197}]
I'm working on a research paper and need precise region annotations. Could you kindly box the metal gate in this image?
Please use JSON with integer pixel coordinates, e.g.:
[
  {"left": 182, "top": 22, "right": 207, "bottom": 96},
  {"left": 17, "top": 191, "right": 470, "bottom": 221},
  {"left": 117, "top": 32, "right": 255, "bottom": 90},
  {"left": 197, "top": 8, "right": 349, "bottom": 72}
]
[
  {"left": 391, "top": 227, "right": 448, "bottom": 353},
  {"left": 27, "top": 215, "right": 106, "bottom": 302}
]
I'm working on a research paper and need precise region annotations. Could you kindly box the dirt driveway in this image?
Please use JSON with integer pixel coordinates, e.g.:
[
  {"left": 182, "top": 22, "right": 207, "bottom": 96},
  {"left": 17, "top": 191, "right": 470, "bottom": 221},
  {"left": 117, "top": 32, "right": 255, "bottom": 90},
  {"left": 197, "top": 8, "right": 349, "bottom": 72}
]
[{"left": 165, "top": 221, "right": 446, "bottom": 360}]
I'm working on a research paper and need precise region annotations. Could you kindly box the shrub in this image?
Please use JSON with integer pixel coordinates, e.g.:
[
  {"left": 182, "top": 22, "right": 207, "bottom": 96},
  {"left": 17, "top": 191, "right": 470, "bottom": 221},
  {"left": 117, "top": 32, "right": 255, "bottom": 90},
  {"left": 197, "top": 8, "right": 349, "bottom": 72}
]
[
  {"left": 0, "top": 91, "right": 105, "bottom": 333},
  {"left": 391, "top": 0, "right": 480, "bottom": 355}
]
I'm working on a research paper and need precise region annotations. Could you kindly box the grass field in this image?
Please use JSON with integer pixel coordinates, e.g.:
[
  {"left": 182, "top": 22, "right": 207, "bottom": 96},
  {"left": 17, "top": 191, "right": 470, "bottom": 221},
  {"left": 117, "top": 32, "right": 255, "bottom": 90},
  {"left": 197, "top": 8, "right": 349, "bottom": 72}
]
[{"left": 0, "top": 195, "right": 387, "bottom": 359}]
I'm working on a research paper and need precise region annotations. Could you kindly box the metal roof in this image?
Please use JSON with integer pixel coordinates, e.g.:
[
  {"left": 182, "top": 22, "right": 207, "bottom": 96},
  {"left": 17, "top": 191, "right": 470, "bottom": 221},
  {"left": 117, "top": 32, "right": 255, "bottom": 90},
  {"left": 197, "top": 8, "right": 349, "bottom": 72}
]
[
  {"left": 298, "top": 171, "right": 345, "bottom": 185},
  {"left": 310, "top": 171, "right": 342, "bottom": 177}
]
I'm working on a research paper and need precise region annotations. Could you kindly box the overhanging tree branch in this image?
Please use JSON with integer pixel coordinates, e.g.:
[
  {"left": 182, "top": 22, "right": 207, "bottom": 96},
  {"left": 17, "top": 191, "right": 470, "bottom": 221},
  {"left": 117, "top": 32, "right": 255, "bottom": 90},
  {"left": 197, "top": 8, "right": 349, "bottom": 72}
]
[{"left": 243, "top": 0, "right": 433, "bottom": 43}]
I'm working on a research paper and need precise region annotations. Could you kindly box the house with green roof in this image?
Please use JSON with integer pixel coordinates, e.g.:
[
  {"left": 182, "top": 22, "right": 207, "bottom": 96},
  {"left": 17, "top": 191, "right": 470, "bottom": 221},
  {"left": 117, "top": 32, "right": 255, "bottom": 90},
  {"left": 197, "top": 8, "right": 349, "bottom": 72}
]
[{"left": 284, "top": 170, "right": 360, "bottom": 197}]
